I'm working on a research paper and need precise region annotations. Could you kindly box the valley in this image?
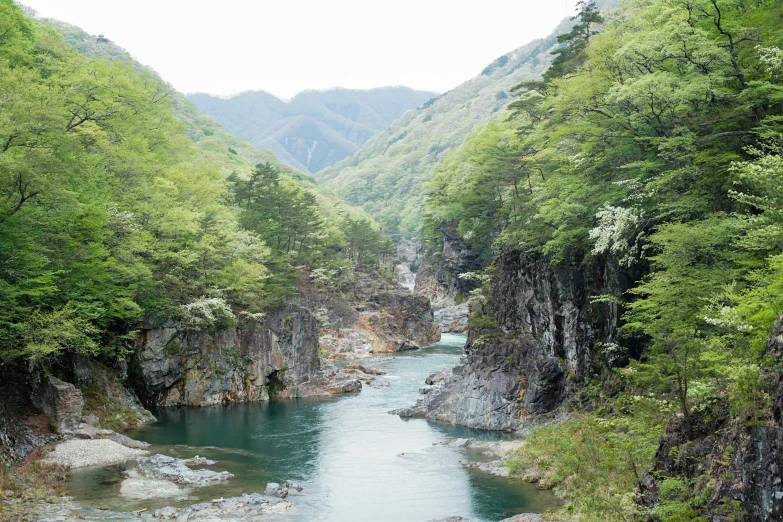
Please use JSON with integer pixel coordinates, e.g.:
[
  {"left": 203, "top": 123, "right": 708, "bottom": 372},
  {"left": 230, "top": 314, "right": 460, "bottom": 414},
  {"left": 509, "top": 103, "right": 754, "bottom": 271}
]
[{"left": 2, "top": 0, "right": 783, "bottom": 521}]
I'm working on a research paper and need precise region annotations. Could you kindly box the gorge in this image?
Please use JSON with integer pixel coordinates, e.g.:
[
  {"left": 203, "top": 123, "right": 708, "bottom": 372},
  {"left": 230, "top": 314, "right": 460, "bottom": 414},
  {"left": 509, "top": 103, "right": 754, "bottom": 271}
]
[{"left": 3, "top": 0, "right": 783, "bottom": 521}]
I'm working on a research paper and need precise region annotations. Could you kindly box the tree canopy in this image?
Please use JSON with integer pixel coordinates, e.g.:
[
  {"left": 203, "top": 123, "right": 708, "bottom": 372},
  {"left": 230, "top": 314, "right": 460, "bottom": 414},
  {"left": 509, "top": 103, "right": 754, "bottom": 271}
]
[{"left": 0, "top": 1, "right": 393, "bottom": 363}]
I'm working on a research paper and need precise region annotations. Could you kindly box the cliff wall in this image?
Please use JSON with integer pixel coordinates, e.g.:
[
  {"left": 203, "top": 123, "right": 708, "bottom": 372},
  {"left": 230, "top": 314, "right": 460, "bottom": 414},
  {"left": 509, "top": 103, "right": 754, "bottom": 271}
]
[
  {"left": 133, "top": 305, "right": 360, "bottom": 406},
  {"left": 400, "top": 249, "right": 636, "bottom": 430}
]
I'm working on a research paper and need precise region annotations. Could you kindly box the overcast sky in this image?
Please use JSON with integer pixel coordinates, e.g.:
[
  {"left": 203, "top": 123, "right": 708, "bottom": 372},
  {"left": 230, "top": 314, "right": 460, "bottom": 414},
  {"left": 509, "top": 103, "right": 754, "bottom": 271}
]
[{"left": 20, "top": 0, "right": 577, "bottom": 100}]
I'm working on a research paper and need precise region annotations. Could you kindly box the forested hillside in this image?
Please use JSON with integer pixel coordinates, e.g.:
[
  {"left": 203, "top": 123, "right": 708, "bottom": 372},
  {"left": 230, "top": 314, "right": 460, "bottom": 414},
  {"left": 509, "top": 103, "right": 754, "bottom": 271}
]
[
  {"left": 0, "top": 1, "right": 394, "bottom": 364},
  {"left": 420, "top": 0, "right": 783, "bottom": 519},
  {"left": 317, "top": 36, "right": 559, "bottom": 234},
  {"left": 188, "top": 87, "right": 437, "bottom": 174}
]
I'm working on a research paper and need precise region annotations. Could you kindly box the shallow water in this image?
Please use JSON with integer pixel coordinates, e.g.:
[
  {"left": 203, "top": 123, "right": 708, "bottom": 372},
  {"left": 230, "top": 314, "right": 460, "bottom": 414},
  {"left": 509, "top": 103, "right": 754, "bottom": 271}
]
[{"left": 67, "top": 334, "right": 558, "bottom": 521}]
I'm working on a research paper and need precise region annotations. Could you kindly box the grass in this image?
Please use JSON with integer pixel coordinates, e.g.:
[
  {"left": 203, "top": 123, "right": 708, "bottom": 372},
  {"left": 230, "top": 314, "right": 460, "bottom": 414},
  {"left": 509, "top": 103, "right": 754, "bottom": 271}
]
[
  {"left": 0, "top": 448, "right": 70, "bottom": 522},
  {"left": 506, "top": 396, "right": 669, "bottom": 521}
]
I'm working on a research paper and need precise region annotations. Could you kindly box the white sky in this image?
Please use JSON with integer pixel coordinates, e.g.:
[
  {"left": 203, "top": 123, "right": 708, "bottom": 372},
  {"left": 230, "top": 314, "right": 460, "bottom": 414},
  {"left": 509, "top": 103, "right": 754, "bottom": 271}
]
[{"left": 20, "top": 0, "right": 577, "bottom": 100}]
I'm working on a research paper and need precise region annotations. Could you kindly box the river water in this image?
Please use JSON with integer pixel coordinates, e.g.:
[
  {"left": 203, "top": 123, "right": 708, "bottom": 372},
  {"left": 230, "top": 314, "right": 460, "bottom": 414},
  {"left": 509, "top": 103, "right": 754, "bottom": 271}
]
[{"left": 67, "top": 334, "right": 558, "bottom": 521}]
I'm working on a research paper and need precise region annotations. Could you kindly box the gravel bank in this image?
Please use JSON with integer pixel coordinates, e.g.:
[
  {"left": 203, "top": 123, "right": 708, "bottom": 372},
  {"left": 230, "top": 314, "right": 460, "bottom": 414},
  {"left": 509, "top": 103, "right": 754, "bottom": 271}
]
[{"left": 43, "top": 439, "right": 148, "bottom": 468}]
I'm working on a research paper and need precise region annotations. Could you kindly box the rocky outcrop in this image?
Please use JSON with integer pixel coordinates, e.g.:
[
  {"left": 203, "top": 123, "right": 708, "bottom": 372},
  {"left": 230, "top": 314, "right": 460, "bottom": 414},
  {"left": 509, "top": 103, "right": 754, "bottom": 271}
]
[
  {"left": 298, "top": 267, "right": 440, "bottom": 360},
  {"left": 342, "top": 363, "right": 389, "bottom": 388},
  {"left": 31, "top": 377, "right": 84, "bottom": 434},
  {"left": 120, "top": 454, "right": 236, "bottom": 499},
  {"left": 313, "top": 272, "right": 441, "bottom": 359},
  {"left": 396, "top": 239, "right": 424, "bottom": 290},
  {"left": 434, "top": 301, "right": 470, "bottom": 333},
  {"left": 154, "top": 492, "right": 293, "bottom": 520},
  {"left": 638, "top": 317, "right": 783, "bottom": 522},
  {"left": 1, "top": 360, "right": 153, "bottom": 464},
  {"left": 368, "top": 291, "right": 441, "bottom": 351},
  {"left": 133, "top": 305, "right": 360, "bottom": 406},
  {"left": 319, "top": 329, "right": 374, "bottom": 360},
  {"left": 485, "top": 252, "right": 632, "bottom": 382},
  {"left": 284, "top": 359, "right": 362, "bottom": 397},
  {"left": 415, "top": 223, "right": 482, "bottom": 308},
  {"left": 71, "top": 355, "right": 157, "bottom": 429},
  {"left": 398, "top": 248, "right": 632, "bottom": 430},
  {"left": 394, "top": 331, "right": 565, "bottom": 431},
  {"left": 413, "top": 225, "right": 476, "bottom": 333}
]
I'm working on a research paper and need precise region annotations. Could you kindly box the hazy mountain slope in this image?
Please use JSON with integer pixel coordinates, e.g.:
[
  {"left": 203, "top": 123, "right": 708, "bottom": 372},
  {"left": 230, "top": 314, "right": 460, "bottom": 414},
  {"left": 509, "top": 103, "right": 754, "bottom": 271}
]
[
  {"left": 316, "top": 36, "right": 558, "bottom": 234},
  {"left": 44, "top": 18, "right": 378, "bottom": 227},
  {"left": 188, "top": 87, "right": 437, "bottom": 173}
]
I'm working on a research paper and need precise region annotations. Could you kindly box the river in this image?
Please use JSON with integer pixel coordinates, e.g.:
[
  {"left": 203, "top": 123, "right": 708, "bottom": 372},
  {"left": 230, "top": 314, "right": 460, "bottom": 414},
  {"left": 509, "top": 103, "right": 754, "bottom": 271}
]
[{"left": 66, "top": 333, "right": 558, "bottom": 521}]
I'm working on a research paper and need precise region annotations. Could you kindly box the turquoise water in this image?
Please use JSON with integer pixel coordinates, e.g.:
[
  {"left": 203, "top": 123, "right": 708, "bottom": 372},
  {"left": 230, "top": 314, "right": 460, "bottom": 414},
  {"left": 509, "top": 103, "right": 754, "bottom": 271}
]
[{"left": 67, "top": 334, "right": 558, "bottom": 521}]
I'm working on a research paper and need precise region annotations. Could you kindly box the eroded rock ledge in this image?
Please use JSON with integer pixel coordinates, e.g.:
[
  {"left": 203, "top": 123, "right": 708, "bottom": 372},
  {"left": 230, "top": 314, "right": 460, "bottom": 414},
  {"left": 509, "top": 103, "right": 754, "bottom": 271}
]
[
  {"left": 133, "top": 305, "right": 360, "bottom": 406},
  {"left": 393, "top": 331, "right": 565, "bottom": 431}
]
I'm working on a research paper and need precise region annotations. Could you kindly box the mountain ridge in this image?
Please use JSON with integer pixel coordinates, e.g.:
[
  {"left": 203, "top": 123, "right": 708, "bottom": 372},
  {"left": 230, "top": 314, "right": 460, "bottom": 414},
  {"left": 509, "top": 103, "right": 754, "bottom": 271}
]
[
  {"left": 316, "top": 35, "right": 558, "bottom": 234},
  {"left": 188, "top": 86, "right": 437, "bottom": 174}
]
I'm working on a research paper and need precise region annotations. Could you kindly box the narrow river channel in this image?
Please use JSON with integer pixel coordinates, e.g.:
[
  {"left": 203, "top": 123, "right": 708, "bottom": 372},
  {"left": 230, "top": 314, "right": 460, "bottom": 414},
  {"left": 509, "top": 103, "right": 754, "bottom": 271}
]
[{"left": 66, "top": 334, "right": 558, "bottom": 521}]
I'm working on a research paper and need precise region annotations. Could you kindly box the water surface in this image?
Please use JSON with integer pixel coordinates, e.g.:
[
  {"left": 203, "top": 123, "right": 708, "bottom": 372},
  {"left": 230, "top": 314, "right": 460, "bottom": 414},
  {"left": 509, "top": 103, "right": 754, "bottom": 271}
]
[{"left": 67, "top": 334, "right": 558, "bottom": 521}]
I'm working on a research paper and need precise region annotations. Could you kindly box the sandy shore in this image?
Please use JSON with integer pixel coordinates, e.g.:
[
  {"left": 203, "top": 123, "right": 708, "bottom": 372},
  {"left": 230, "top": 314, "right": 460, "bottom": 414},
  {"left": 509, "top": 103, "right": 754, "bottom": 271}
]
[{"left": 42, "top": 438, "right": 148, "bottom": 468}]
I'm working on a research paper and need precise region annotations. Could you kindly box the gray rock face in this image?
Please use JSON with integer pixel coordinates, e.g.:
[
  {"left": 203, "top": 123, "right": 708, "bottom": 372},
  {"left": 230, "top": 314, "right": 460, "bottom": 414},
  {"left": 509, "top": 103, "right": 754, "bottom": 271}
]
[
  {"left": 70, "top": 355, "right": 157, "bottom": 428},
  {"left": 154, "top": 492, "right": 293, "bottom": 520},
  {"left": 31, "top": 377, "right": 84, "bottom": 433},
  {"left": 368, "top": 291, "right": 441, "bottom": 351},
  {"left": 434, "top": 301, "right": 470, "bottom": 333},
  {"left": 134, "top": 305, "right": 359, "bottom": 406},
  {"left": 284, "top": 359, "right": 361, "bottom": 397},
  {"left": 319, "top": 329, "right": 374, "bottom": 360},
  {"left": 487, "top": 252, "right": 627, "bottom": 382},
  {"left": 394, "top": 334, "right": 563, "bottom": 431},
  {"left": 425, "top": 368, "right": 452, "bottom": 386},
  {"left": 401, "top": 247, "right": 634, "bottom": 430},
  {"left": 415, "top": 223, "right": 482, "bottom": 308},
  {"left": 124, "top": 454, "right": 233, "bottom": 489},
  {"left": 396, "top": 240, "right": 423, "bottom": 290}
]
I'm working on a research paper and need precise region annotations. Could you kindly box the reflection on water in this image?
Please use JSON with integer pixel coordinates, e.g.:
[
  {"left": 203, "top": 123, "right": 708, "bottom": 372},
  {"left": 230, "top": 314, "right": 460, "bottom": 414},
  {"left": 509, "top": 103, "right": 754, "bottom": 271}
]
[{"left": 67, "top": 333, "right": 559, "bottom": 521}]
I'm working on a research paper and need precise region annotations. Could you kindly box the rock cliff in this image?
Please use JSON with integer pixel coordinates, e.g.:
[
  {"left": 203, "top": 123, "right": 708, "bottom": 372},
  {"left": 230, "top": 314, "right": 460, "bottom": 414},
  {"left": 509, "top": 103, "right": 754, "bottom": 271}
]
[
  {"left": 399, "top": 249, "right": 634, "bottom": 430},
  {"left": 132, "top": 305, "right": 360, "bottom": 406},
  {"left": 637, "top": 317, "right": 783, "bottom": 522},
  {"left": 415, "top": 224, "right": 481, "bottom": 308},
  {"left": 299, "top": 271, "right": 441, "bottom": 360}
]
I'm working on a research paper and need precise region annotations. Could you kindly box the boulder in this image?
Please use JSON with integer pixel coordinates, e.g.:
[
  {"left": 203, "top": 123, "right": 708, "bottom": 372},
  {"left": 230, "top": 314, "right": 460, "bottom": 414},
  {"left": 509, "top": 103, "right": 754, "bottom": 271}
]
[
  {"left": 263, "top": 482, "right": 288, "bottom": 498},
  {"left": 32, "top": 377, "right": 84, "bottom": 434},
  {"left": 285, "top": 480, "right": 303, "bottom": 492},
  {"left": 124, "top": 454, "right": 233, "bottom": 486},
  {"left": 153, "top": 493, "right": 292, "bottom": 520}
]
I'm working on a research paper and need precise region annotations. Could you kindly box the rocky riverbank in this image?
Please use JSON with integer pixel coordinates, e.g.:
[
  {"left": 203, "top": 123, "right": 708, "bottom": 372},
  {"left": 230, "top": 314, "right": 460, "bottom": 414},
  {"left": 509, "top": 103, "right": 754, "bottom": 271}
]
[
  {"left": 133, "top": 305, "right": 363, "bottom": 406},
  {"left": 30, "top": 431, "right": 305, "bottom": 521},
  {"left": 299, "top": 270, "right": 441, "bottom": 360}
]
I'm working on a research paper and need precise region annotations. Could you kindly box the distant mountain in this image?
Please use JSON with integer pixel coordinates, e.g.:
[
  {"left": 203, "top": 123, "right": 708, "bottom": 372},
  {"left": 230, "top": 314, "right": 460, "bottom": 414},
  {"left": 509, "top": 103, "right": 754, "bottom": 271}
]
[
  {"left": 43, "top": 17, "right": 380, "bottom": 227},
  {"left": 187, "top": 87, "right": 438, "bottom": 174},
  {"left": 317, "top": 1, "right": 621, "bottom": 235},
  {"left": 316, "top": 35, "right": 560, "bottom": 234}
]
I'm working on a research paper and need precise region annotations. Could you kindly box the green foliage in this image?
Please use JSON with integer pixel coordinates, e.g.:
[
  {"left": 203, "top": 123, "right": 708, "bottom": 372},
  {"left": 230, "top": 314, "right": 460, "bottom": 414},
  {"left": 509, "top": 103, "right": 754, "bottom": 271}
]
[
  {"left": 319, "top": 35, "right": 559, "bottom": 234},
  {"left": 543, "top": 1, "right": 604, "bottom": 83},
  {"left": 0, "top": 3, "right": 394, "bottom": 363},
  {"left": 506, "top": 395, "right": 669, "bottom": 522},
  {"left": 424, "top": 0, "right": 783, "bottom": 518}
]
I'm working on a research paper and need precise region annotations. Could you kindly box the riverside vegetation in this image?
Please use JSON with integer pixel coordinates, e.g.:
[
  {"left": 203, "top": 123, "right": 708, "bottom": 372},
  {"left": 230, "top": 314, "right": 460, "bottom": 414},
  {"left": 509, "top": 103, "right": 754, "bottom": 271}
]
[
  {"left": 3, "top": 0, "right": 783, "bottom": 521},
  {"left": 412, "top": 0, "right": 783, "bottom": 520},
  {"left": 0, "top": 0, "right": 403, "bottom": 516}
]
